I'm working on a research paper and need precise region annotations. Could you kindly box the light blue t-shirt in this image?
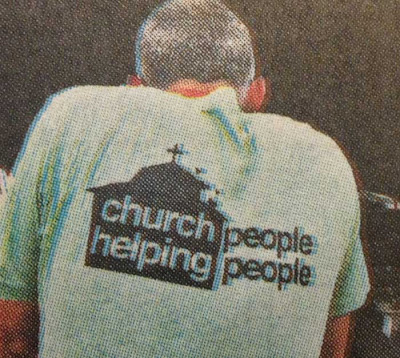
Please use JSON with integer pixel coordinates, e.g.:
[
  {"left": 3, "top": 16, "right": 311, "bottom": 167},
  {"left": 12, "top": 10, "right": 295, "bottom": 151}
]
[{"left": 0, "top": 86, "right": 370, "bottom": 358}]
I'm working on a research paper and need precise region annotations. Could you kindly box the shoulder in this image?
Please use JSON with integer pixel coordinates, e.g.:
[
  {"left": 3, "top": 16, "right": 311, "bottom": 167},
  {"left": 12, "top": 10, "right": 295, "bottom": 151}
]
[
  {"left": 46, "top": 85, "right": 161, "bottom": 107},
  {"left": 248, "top": 113, "right": 349, "bottom": 165},
  {"left": 247, "top": 112, "right": 338, "bottom": 153},
  {"left": 40, "top": 85, "right": 165, "bottom": 124},
  {"left": 44, "top": 85, "right": 132, "bottom": 109},
  {"left": 34, "top": 86, "right": 145, "bottom": 135},
  {"left": 245, "top": 112, "right": 359, "bottom": 198}
]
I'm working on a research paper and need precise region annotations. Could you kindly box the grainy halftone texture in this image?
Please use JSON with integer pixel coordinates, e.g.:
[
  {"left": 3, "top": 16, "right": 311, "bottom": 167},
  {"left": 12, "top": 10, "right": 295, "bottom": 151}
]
[
  {"left": 0, "top": 85, "right": 369, "bottom": 357},
  {"left": 1, "top": 0, "right": 399, "bottom": 195},
  {"left": 0, "top": 1, "right": 398, "bottom": 357},
  {"left": 137, "top": 0, "right": 255, "bottom": 89}
]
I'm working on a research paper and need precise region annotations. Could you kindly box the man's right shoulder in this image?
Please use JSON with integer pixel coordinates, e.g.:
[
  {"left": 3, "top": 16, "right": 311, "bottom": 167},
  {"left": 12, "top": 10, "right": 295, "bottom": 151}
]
[
  {"left": 249, "top": 112, "right": 346, "bottom": 161},
  {"left": 248, "top": 112, "right": 336, "bottom": 153},
  {"left": 247, "top": 112, "right": 358, "bottom": 197}
]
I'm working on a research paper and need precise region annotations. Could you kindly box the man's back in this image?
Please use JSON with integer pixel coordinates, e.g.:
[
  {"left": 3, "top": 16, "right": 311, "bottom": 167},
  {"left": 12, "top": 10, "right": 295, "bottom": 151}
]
[{"left": 0, "top": 85, "right": 369, "bottom": 357}]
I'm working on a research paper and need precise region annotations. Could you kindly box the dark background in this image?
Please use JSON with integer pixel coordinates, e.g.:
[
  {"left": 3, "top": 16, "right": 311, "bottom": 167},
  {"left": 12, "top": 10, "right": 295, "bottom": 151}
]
[
  {"left": 0, "top": 0, "right": 400, "bottom": 196},
  {"left": 1, "top": 0, "right": 399, "bottom": 197},
  {"left": 1, "top": 1, "right": 400, "bottom": 356}
]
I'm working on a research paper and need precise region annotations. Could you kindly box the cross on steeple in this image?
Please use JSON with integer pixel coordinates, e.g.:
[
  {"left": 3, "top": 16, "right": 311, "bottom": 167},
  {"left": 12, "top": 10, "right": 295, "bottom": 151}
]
[{"left": 167, "top": 144, "right": 187, "bottom": 163}]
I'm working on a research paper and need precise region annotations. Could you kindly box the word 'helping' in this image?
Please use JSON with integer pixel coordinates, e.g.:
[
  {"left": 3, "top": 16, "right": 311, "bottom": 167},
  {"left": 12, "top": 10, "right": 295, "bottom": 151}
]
[{"left": 90, "top": 226, "right": 212, "bottom": 282}]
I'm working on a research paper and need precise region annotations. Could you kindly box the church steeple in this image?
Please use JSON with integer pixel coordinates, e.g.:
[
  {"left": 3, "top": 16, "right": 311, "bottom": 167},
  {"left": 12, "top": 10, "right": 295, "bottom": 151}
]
[{"left": 167, "top": 144, "right": 188, "bottom": 163}]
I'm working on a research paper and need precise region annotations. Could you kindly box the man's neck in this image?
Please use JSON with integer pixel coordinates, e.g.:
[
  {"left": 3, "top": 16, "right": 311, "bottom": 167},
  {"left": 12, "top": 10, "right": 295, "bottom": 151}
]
[{"left": 166, "top": 80, "right": 232, "bottom": 98}]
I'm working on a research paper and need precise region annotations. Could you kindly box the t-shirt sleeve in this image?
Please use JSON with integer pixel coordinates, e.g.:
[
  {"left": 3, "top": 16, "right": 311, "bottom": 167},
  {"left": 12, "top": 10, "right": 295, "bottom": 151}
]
[
  {"left": 329, "top": 211, "right": 371, "bottom": 317},
  {"left": 0, "top": 98, "right": 55, "bottom": 302}
]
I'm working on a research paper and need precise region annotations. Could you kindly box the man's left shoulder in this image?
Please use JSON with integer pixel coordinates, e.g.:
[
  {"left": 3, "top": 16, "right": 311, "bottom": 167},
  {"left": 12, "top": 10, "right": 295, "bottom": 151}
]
[
  {"left": 47, "top": 85, "right": 127, "bottom": 108},
  {"left": 37, "top": 86, "right": 134, "bottom": 134}
]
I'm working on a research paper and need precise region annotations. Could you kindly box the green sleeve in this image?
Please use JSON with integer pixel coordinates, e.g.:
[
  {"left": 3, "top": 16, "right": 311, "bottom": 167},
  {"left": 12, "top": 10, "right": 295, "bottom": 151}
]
[
  {"left": 0, "top": 99, "right": 54, "bottom": 302},
  {"left": 330, "top": 217, "right": 371, "bottom": 317}
]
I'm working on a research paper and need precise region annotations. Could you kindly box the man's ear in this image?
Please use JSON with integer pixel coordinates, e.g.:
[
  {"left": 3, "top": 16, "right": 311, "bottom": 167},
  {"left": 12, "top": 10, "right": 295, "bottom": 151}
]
[
  {"left": 242, "top": 77, "right": 271, "bottom": 113},
  {"left": 127, "top": 75, "right": 143, "bottom": 87}
]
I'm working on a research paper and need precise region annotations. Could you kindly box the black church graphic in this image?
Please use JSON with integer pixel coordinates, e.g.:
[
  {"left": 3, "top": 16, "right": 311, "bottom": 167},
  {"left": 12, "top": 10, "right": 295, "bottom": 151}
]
[{"left": 86, "top": 145, "right": 229, "bottom": 291}]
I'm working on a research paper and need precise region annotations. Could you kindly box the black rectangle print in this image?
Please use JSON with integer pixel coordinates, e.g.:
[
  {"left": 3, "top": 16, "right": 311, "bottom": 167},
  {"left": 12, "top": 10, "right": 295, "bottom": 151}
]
[
  {"left": 84, "top": 151, "right": 229, "bottom": 290},
  {"left": 85, "top": 195, "right": 227, "bottom": 291}
]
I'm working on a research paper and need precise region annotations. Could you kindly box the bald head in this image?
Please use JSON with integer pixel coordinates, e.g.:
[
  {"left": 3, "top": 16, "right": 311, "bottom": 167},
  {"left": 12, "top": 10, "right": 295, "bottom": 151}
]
[{"left": 136, "top": 0, "right": 256, "bottom": 91}]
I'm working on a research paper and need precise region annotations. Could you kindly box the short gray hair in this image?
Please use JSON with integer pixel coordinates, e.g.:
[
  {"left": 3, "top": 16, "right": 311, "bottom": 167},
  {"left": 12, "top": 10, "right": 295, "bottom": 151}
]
[{"left": 136, "top": 0, "right": 256, "bottom": 90}]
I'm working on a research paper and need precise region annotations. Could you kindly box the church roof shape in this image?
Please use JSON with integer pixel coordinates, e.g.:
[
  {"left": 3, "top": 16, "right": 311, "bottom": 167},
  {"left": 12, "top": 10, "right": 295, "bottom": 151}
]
[
  {"left": 87, "top": 145, "right": 230, "bottom": 222},
  {"left": 88, "top": 145, "right": 211, "bottom": 195},
  {"left": 88, "top": 160, "right": 210, "bottom": 194}
]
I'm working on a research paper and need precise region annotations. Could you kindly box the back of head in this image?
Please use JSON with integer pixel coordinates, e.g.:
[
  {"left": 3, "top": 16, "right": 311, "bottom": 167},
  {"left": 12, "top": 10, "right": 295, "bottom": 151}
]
[{"left": 136, "top": 0, "right": 256, "bottom": 91}]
